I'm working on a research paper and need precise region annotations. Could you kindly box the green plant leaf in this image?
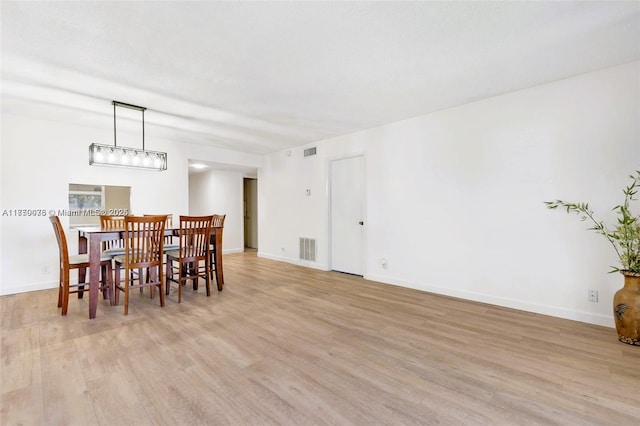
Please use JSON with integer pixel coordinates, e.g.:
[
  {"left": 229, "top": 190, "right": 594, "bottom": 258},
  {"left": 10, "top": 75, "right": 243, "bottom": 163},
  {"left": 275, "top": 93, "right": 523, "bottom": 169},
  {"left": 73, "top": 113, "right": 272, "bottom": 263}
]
[{"left": 545, "top": 170, "right": 640, "bottom": 274}]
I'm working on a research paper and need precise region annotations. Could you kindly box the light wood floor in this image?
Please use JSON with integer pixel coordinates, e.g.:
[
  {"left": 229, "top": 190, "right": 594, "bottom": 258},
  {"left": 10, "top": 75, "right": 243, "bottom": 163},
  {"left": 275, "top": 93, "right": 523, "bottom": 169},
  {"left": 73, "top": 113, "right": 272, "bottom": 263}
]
[{"left": 1, "top": 250, "right": 639, "bottom": 425}]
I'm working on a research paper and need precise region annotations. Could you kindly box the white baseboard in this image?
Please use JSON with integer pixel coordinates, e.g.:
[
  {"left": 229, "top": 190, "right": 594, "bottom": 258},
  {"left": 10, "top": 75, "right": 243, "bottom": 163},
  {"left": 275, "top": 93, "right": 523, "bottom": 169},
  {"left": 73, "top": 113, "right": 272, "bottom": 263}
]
[
  {"left": 1, "top": 280, "right": 57, "bottom": 296},
  {"left": 257, "top": 252, "right": 329, "bottom": 271},
  {"left": 252, "top": 254, "right": 613, "bottom": 328},
  {"left": 222, "top": 248, "right": 245, "bottom": 255},
  {"left": 365, "top": 273, "right": 614, "bottom": 328}
]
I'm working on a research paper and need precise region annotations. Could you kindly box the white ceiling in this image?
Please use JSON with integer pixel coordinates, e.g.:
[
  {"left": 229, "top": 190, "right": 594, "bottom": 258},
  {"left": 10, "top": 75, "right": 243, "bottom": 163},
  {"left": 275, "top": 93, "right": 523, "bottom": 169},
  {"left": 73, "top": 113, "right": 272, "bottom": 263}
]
[{"left": 2, "top": 1, "right": 639, "bottom": 155}]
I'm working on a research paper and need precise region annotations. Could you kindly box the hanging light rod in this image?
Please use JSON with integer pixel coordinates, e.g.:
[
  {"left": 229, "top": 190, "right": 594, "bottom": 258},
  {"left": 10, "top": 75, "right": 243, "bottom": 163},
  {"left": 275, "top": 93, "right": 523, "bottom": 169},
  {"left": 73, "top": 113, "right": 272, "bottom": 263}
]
[
  {"left": 112, "top": 100, "right": 147, "bottom": 150},
  {"left": 89, "top": 100, "right": 167, "bottom": 171},
  {"left": 111, "top": 100, "right": 146, "bottom": 111}
]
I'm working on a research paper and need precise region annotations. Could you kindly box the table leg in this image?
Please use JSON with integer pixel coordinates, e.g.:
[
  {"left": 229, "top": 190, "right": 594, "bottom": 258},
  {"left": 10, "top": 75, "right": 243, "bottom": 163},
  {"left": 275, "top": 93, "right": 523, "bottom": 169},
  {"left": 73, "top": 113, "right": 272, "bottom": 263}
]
[
  {"left": 89, "top": 233, "right": 101, "bottom": 319},
  {"left": 214, "top": 231, "right": 224, "bottom": 291},
  {"left": 78, "top": 233, "right": 87, "bottom": 298}
]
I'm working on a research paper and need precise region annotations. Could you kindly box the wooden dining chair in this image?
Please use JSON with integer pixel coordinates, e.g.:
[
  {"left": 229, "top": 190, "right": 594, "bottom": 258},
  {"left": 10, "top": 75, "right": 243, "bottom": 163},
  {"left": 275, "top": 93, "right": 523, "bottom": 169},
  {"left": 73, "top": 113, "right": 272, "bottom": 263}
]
[
  {"left": 165, "top": 215, "right": 214, "bottom": 302},
  {"left": 103, "top": 214, "right": 152, "bottom": 292},
  {"left": 49, "top": 215, "right": 113, "bottom": 316},
  {"left": 100, "top": 215, "right": 126, "bottom": 257},
  {"left": 144, "top": 214, "right": 178, "bottom": 252},
  {"left": 113, "top": 215, "right": 166, "bottom": 315},
  {"left": 209, "top": 214, "right": 226, "bottom": 288}
]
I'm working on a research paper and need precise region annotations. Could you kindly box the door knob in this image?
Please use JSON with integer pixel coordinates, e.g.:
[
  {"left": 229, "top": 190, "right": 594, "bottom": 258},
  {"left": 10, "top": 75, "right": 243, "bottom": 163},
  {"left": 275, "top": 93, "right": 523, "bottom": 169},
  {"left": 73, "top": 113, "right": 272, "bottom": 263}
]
[{"left": 358, "top": 221, "right": 364, "bottom": 225}]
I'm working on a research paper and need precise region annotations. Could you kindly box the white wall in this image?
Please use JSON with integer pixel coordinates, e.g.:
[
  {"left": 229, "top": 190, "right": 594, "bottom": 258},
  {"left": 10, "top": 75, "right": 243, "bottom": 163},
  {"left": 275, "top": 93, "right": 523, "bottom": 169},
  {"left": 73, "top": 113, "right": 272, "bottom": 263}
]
[
  {"left": 188, "top": 170, "right": 245, "bottom": 253},
  {"left": 0, "top": 113, "right": 261, "bottom": 295},
  {"left": 258, "top": 62, "right": 640, "bottom": 327}
]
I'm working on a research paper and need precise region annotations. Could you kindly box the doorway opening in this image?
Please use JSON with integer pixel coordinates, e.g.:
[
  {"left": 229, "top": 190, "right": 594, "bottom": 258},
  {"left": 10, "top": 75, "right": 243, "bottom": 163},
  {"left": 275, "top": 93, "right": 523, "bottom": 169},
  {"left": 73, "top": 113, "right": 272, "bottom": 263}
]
[{"left": 244, "top": 178, "right": 258, "bottom": 250}]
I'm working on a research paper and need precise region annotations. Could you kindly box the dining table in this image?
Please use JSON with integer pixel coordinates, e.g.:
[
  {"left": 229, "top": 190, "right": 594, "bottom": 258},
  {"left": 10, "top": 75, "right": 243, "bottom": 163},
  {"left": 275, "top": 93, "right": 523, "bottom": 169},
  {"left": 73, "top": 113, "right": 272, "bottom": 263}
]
[{"left": 75, "top": 225, "right": 224, "bottom": 319}]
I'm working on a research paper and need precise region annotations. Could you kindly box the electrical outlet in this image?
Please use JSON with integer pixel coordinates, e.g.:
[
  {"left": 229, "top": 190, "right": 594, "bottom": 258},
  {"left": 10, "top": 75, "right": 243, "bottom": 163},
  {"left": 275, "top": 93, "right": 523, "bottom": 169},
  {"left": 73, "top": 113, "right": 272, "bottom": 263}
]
[
  {"left": 380, "top": 258, "right": 388, "bottom": 269},
  {"left": 588, "top": 290, "right": 598, "bottom": 303},
  {"left": 42, "top": 265, "right": 49, "bottom": 274}
]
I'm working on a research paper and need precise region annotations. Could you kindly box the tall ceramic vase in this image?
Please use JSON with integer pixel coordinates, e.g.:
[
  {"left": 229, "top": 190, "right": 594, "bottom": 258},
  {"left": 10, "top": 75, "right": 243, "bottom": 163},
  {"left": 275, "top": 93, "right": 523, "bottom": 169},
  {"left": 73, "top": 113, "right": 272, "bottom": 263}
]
[{"left": 613, "top": 272, "right": 640, "bottom": 346}]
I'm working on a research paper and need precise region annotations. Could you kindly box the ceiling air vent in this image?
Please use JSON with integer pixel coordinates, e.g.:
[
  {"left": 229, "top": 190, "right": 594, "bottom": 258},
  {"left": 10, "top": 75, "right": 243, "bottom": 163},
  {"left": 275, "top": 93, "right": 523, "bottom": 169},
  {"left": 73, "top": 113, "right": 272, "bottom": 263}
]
[{"left": 304, "top": 147, "right": 317, "bottom": 157}]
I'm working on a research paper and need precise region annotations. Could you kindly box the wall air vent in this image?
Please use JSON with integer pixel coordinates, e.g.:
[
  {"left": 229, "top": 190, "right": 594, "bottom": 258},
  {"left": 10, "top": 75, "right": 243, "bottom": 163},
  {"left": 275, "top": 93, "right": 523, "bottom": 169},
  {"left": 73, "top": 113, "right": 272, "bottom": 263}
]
[
  {"left": 304, "top": 147, "right": 317, "bottom": 157},
  {"left": 299, "top": 237, "right": 316, "bottom": 262}
]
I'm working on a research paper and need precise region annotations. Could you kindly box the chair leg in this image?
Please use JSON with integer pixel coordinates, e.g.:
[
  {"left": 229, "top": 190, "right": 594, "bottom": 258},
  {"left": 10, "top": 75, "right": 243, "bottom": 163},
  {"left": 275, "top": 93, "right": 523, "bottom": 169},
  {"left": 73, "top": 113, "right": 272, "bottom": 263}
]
[
  {"left": 100, "top": 264, "right": 110, "bottom": 300},
  {"left": 124, "top": 273, "right": 130, "bottom": 316},
  {"left": 191, "top": 263, "right": 195, "bottom": 288},
  {"left": 204, "top": 260, "right": 211, "bottom": 297},
  {"left": 57, "top": 268, "right": 63, "bottom": 308},
  {"left": 78, "top": 266, "right": 86, "bottom": 299},
  {"left": 209, "top": 250, "right": 215, "bottom": 280},
  {"left": 149, "top": 266, "right": 165, "bottom": 307},
  {"left": 191, "top": 262, "right": 199, "bottom": 291},
  {"left": 138, "top": 268, "right": 144, "bottom": 294},
  {"left": 178, "top": 262, "right": 183, "bottom": 303},
  {"left": 61, "top": 269, "right": 70, "bottom": 316},
  {"left": 165, "top": 258, "right": 171, "bottom": 296},
  {"left": 61, "top": 285, "right": 69, "bottom": 316},
  {"left": 114, "top": 264, "right": 121, "bottom": 306},
  {"left": 214, "top": 262, "right": 221, "bottom": 291},
  {"left": 104, "top": 262, "right": 113, "bottom": 305},
  {"left": 148, "top": 269, "right": 155, "bottom": 299},
  {"left": 158, "top": 266, "right": 165, "bottom": 308}
]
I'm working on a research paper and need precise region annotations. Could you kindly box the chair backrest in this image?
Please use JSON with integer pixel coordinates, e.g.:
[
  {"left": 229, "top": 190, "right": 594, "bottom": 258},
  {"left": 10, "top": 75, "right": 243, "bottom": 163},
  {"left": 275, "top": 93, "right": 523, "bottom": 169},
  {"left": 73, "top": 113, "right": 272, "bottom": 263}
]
[
  {"left": 49, "top": 215, "right": 69, "bottom": 269},
  {"left": 100, "top": 215, "right": 126, "bottom": 249},
  {"left": 212, "top": 214, "right": 226, "bottom": 228},
  {"left": 100, "top": 215, "right": 126, "bottom": 229},
  {"left": 144, "top": 214, "right": 174, "bottom": 243},
  {"left": 144, "top": 214, "right": 172, "bottom": 228},
  {"left": 123, "top": 215, "right": 166, "bottom": 267},
  {"left": 178, "top": 215, "right": 214, "bottom": 260}
]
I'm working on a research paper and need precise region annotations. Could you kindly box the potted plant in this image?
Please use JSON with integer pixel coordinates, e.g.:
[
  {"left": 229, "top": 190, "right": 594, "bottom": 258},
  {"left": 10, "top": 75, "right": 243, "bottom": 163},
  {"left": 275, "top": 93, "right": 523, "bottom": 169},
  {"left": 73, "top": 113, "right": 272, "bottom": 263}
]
[{"left": 545, "top": 171, "right": 640, "bottom": 346}]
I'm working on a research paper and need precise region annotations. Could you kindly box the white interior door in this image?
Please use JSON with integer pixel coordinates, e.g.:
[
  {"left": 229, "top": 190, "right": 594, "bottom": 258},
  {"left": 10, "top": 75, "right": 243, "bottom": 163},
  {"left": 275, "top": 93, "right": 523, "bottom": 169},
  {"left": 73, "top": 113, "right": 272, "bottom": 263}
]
[{"left": 330, "top": 155, "right": 365, "bottom": 275}]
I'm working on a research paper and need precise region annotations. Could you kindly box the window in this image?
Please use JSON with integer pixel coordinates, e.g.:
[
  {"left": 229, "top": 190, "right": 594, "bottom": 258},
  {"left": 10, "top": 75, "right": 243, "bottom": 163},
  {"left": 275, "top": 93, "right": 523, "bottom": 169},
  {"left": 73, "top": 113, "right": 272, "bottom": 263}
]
[{"left": 68, "top": 184, "right": 104, "bottom": 211}]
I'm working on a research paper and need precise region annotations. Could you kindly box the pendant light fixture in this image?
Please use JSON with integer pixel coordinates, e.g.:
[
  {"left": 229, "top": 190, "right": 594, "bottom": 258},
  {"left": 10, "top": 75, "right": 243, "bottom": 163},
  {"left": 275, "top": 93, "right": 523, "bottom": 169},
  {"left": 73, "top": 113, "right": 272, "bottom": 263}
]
[{"left": 89, "top": 100, "right": 167, "bottom": 171}]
